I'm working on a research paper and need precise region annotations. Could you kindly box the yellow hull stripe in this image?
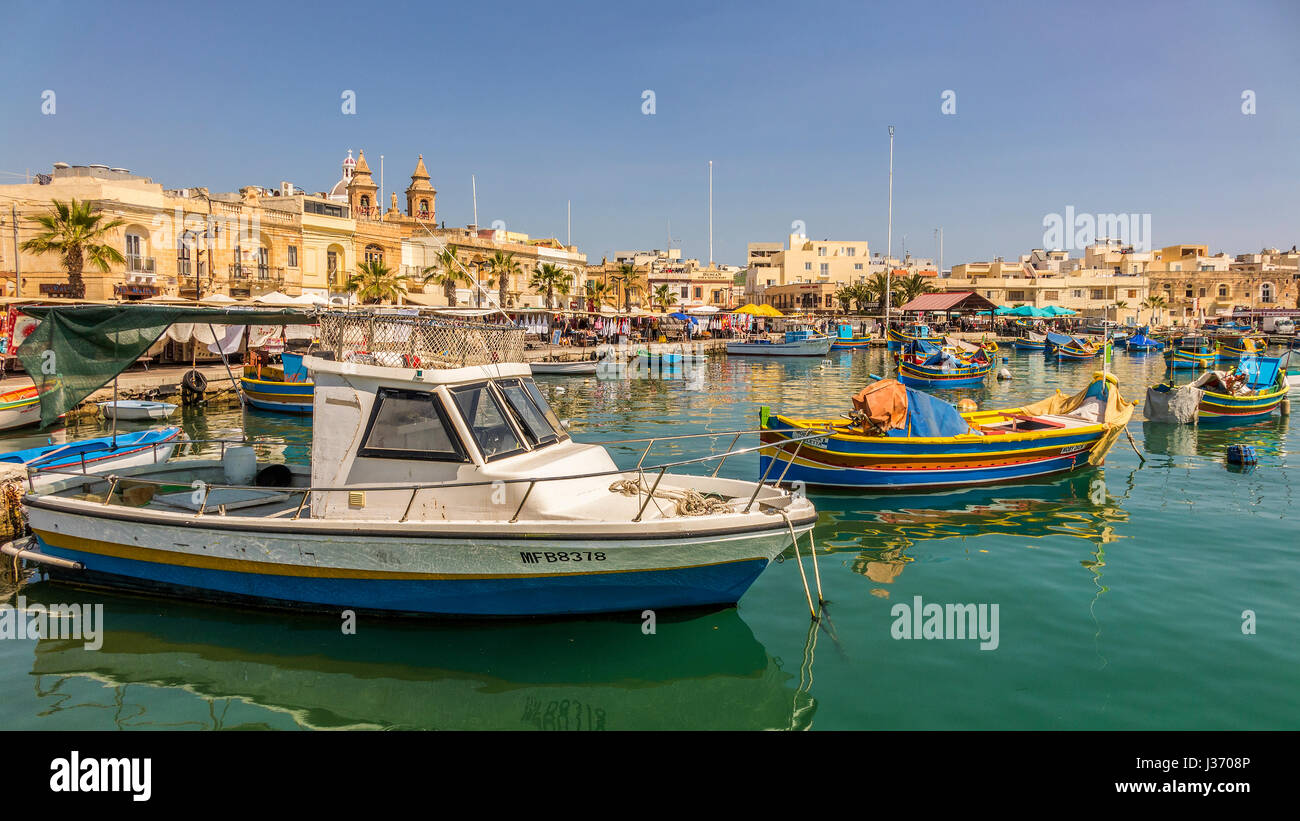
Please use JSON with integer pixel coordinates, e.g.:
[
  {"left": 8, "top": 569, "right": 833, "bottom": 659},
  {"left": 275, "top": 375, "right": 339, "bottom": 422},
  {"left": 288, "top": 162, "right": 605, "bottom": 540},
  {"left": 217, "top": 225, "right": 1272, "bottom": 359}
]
[{"left": 33, "top": 530, "right": 763, "bottom": 581}]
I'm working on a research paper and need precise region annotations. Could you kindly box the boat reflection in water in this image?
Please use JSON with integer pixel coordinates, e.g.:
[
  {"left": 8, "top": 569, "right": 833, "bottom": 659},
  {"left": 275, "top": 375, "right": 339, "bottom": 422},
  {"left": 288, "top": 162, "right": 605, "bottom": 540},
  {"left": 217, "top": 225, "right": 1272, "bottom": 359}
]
[
  {"left": 806, "top": 470, "right": 1129, "bottom": 588},
  {"left": 24, "top": 586, "right": 815, "bottom": 731},
  {"left": 1141, "top": 418, "right": 1287, "bottom": 462}
]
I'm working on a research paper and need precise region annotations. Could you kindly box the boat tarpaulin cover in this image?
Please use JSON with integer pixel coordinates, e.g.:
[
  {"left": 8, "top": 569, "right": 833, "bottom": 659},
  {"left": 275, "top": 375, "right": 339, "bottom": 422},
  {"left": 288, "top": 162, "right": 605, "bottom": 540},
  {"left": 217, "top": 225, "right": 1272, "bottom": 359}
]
[
  {"left": 901, "top": 386, "right": 972, "bottom": 437},
  {"left": 16, "top": 305, "right": 314, "bottom": 427},
  {"left": 1016, "top": 375, "right": 1137, "bottom": 462},
  {"left": 1145, "top": 384, "right": 1203, "bottom": 424},
  {"left": 854, "top": 379, "right": 971, "bottom": 437}
]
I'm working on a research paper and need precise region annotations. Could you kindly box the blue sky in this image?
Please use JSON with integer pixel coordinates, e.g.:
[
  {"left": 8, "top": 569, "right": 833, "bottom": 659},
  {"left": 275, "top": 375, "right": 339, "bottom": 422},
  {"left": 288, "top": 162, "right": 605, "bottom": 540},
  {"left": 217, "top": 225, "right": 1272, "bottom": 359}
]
[{"left": 2, "top": 0, "right": 1297, "bottom": 267}]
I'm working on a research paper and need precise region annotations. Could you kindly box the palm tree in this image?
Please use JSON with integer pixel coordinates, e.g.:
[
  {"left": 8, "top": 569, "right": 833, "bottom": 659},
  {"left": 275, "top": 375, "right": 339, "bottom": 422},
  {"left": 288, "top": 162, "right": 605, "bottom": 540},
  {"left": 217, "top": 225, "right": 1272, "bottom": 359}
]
[
  {"left": 529, "top": 262, "right": 572, "bottom": 310},
  {"left": 895, "top": 273, "right": 937, "bottom": 307},
  {"left": 652, "top": 284, "right": 678, "bottom": 312},
  {"left": 483, "top": 250, "right": 521, "bottom": 309},
  {"left": 862, "top": 272, "right": 901, "bottom": 312},
  {"left": 21, "top": 198, "right": 126, "bottom": 299},
  {"left": 421, "top": 244, "right": 469, "bottom": 307},
  {"left": 1112, "top": 299, "right": 1128, "bottom": 324},
  {"left": 347, "top": 260, "right": 407, "bottom": 305},
  {"left": 607, "top": 262, "right": 645, "bottom": 313},
  {"left": 586, "top": 279, "right": 615, "bottom": 308},
  {"left": 834, "top": 285, "right": 857, "bottom": 313},
  {"left": 1140, "top": 295, "right": 1167, "bottom": 325}
]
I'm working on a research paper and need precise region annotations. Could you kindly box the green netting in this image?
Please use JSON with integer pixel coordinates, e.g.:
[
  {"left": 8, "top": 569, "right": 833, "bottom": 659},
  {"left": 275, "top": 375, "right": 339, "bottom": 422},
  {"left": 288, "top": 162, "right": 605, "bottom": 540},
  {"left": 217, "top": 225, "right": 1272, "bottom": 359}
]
[{"left": 16, "top": 305, "right": 315, "bottom": 428}]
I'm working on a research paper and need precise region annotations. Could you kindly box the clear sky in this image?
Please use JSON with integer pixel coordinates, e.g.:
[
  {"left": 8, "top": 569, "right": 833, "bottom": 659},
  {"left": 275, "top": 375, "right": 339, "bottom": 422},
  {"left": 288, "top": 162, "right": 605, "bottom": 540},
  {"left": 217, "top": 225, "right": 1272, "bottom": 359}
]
[{"left": 1, "top": 0, "right": 1297, "bottom": 268}]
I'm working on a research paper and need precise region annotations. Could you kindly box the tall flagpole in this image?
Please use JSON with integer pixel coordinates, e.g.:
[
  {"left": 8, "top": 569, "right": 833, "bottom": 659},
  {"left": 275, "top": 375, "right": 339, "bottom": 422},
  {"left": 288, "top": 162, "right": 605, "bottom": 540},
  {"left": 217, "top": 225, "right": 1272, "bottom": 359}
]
[
  {"left": 567, "top": 199, "right": 571, "bottom": 247},
  {"left": 885, "top": 126, "right": 894, "bottom": 327},
  {"left": 472, "top": 175, "right": 478, "bottom": 227},
  {"left": 708, "top": 160, "right": 714, "bottom": 267}
]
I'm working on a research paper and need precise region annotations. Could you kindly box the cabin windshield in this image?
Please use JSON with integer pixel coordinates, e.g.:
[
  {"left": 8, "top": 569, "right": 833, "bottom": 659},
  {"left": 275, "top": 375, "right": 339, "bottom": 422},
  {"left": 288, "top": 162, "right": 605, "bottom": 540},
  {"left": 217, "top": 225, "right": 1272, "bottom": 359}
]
[
  {"left": 450, "top": 382, "right": 526, "bottom": 461},
  {"left": 496, "top": 377, "right": 560, "bottom": 447},
  {"left": 358, "top": 388, "right": 468, "bottom": 462}
]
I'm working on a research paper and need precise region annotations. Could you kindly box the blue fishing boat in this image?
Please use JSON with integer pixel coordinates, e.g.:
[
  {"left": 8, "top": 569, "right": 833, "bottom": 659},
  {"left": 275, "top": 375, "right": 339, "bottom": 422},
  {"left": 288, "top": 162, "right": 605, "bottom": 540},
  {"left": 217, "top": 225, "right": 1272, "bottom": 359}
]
[
  {"left": 1119, "top": 327, "right": 1164, "bottom": 352},
  {"left": 1047, "top": 332, "right": 1102, "bottom": 360},
  {"left": 1012, "top": 330, "right": 1047, "bottom": 351},
  {"left": 1163, "top": 334, "right": 1216, "bottom": 369},
  {"left": 758, "top": 372, "right": 1135, "bottom": 490},
  {"left": 895, "top": 340, "right": 992, "bottom": 388},
  {"left": 1, "top": 427, "right": 183, "bottom": 485},
  {"left": 887, "top": 323, "right": 944, "bottom": 349},
  {"left": 241, "top": 351, "right": 314, "bottom": 414},
  {"left": 1148, "top": 356, "right": 1288, "bottom": 425},
  {"left": 829, "top": 323, "right": 873, "bottom": 350},
  {"left": 1214, "top": 334, "right": 1265, "bottom": 361}
]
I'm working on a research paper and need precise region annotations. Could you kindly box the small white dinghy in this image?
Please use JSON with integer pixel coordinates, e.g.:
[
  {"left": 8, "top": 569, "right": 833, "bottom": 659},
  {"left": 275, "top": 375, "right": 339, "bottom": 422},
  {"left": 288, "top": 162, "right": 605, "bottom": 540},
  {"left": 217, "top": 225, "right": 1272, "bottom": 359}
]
[
  {"left": 98, "top": 400, "right": 179, "bottom": 421},
  {"left": 529, "top": 360, "right": 598, "bottom": 375}
]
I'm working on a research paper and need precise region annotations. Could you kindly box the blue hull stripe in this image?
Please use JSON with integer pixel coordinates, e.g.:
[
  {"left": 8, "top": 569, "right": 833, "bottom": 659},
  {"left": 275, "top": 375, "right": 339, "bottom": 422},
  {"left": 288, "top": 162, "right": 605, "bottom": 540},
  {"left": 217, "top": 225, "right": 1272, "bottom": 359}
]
[
  {"left": 760, "top": 451, "right": 1086, "bottom": 488},
  {"left": 33, "top": 537, "right": 768, "bottom": 616}
]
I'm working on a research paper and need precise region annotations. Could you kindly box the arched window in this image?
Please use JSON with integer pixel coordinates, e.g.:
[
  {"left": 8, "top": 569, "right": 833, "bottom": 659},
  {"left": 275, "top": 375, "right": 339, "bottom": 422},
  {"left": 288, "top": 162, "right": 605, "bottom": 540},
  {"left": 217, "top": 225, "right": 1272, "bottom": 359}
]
[
  {"left": 1218, "top": 283, "right": 1228, "bottom": 297},
  {"left": 1261, "top": 282, "right": 1275, "bottom": 303},
  {"left": 360, "top": 195, "right": 371, "bottom": 209},
  {"left": 365, "top": 244, "right": 384, "bottom": 265},
  {"left": 419, "top": 199, "right": 429, "bottom": 215}
]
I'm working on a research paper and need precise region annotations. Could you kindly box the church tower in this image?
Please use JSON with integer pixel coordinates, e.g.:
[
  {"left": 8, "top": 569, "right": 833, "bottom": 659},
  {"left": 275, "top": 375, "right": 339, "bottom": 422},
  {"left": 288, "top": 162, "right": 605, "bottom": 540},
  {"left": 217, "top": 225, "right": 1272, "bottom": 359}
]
[
  {"left": 347, "top": 150, "right": 379, "bottom": 217},
  {"left": 405, "top": 155, "right": 436, "bottom": 221}
]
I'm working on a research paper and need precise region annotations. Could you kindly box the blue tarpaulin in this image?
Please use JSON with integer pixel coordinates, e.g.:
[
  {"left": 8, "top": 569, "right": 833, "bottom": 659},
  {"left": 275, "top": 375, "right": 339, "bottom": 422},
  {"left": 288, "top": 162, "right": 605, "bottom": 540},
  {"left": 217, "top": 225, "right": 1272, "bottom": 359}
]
[{"left": 896, "top": 387, "right": 972, "bottom": 437}]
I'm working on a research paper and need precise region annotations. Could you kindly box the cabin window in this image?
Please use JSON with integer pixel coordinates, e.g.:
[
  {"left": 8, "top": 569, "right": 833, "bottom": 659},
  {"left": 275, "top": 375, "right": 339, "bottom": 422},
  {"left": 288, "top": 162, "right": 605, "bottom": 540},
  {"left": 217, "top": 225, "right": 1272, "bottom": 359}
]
[
  {"left": 450, "top": 382, "right": 525, "bottom": 460},
  {"left": 496, "top": 378, "right": 559, "bottom": 446},
  {"left": 358, "top": 388, "right": 467, "bottom": 461}
]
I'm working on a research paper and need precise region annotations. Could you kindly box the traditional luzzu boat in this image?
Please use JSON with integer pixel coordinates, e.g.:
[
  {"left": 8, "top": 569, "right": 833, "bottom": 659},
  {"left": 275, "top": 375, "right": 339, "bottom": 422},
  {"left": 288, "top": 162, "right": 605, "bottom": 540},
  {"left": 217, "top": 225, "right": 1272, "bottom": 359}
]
[
  {"left": 1163, "top": 334, "right": 1216, "bottom": 369},
  {"left": 1047, "top": 331, "right": 1102, "bottom": 360},
  {"left": 16, "top": 313, "right": 818, "bottom": 617},
  {"left": 894, "top": 340, "right": 992, "bottom": 389},
  {"left": 886, "top": 322, "right": 944, "bottom": 348},
  {"left": 1011, "top": 330, "right": 1047, "bottom": 351},
  {"left": 1146, "top": 356, "right": 1288, "bottom": 425},
  {"left": 1214, "top": 334, "right": 1265, "bottom": 361},
  {"left": 726, "top": 327, "right": 833, "bottom": 356},
  {"left": 0, "top": 385, "right": 60, "bottom": 432},
  {"left": 241, "top": 350, "right": 314, "bottom": 414},
  {"left": 1119, "top": 327, "right": 1164, "bottom": 353},
  {"left": 757, "top": 372, "right": 1134, "bottom": 490},
  {"left": 829, "top": 324, "right": 873, "bottom": 351}
]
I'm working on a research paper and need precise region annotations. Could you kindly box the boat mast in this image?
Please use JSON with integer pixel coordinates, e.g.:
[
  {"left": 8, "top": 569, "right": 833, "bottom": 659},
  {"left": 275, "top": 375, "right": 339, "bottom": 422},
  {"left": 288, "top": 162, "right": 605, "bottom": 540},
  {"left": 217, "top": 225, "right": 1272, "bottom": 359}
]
[{"left": 885, "top": 126, "right": 894, "bottom": 330}]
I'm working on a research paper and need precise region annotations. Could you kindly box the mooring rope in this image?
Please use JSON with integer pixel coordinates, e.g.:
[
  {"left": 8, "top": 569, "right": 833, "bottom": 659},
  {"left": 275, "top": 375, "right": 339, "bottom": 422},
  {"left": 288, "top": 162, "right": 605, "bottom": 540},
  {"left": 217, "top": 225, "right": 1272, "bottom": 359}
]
[
  {"left": 607, "top": 478, "right": 734, "bottom": 517},
  {"left": 780, "top": 510, "right": 818, "bottom": 620}
]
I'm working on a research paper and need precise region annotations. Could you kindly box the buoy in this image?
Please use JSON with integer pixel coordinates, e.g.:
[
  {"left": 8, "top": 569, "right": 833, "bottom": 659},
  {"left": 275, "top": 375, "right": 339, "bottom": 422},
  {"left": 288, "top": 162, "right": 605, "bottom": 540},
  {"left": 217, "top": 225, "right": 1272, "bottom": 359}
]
[
  {"left": 957, "top": 398, "right": 978, "bottom": 412},
  {"left": 997, "top": 368, "right": 1012, "bottom": 380},
  {"left": 1001, "top": 357, "right": 1009, "bottom": 364},
  {"left": 1226, "top": 444, "right": 1258, "bottom": 466}
]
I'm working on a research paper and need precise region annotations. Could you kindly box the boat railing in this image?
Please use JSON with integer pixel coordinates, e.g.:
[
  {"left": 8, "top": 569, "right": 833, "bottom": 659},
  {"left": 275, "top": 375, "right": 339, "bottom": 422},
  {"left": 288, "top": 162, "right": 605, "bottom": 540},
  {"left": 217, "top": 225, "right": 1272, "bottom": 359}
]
[{"left": 25, "top": 427, "right": 833, "bottom": 521}]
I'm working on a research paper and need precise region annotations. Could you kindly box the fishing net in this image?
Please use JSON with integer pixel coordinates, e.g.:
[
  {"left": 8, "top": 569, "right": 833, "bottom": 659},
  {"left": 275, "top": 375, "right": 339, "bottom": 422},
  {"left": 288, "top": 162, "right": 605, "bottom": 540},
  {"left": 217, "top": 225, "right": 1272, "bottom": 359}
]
[{"left": 317, "top": 311, "right": 525, "bottom": 369}]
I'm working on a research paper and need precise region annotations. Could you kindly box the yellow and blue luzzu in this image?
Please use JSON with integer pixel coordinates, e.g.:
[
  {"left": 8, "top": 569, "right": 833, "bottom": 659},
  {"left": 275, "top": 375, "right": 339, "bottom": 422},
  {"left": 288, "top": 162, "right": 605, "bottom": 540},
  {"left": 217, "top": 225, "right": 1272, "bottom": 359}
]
[
  {"left": 1163, "top": 335, "right": 1216, "bottom": 369},
  {"left": 758, "top": 371, "right": 1134, "bottom": 491},
  {"left": 1195, "top": 356, "right": 1288, "bottom": 424},
  {"left": 241, "top": 351, "right": 314, "bottom": 414},
  {"left": 895, "top": 340, "right": 992, "bottom": 388}
]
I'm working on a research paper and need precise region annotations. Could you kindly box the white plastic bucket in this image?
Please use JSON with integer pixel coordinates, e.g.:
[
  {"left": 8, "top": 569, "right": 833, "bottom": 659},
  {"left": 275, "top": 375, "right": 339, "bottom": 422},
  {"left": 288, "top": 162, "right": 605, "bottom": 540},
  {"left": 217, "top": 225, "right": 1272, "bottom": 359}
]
[{"left": 223, "top": 446, "right": 258, "bottom": 485}]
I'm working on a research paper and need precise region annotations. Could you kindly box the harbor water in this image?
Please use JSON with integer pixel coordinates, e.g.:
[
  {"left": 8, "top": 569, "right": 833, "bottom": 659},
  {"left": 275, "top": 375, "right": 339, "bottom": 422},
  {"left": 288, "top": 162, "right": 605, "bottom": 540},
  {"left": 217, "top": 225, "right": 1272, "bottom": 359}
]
[{"left": 1, "top": 347, "right": 1296, "bottom": 730}]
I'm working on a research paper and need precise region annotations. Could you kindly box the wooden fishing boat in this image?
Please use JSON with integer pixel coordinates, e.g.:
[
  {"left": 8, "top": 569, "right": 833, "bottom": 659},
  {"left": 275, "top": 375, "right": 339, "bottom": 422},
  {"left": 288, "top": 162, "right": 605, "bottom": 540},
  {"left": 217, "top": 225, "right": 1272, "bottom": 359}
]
[
  {"left": 1047, "top": 331, "right": 1102, "bottom": 360},
  {"left": 1119, "top": 327, "right": 1164, "bottom": 352},
  {"left": 98, "top": 400, "right": 179, "bottom": 421},
  {"left": 1147, "top": 356, "right": 1288, "bottom": 425},
  {"left": 977, "top": 337, "right": 999, "bottom": 354},
  {"left": 0, "top": 385, "right": 61, "bottom": 432},
  {"left": 893, "top": 340, "right": 992, "bottom": 388},
  {"left": 241, "top": 351, "right": 314, "bottom": 414},
  {"left": 0, "top": 427, "right": 183, "bottom": 486},
  {"left": 726, "top": 328, "right": 833, "bottom": 357},
  {"left": 1214, "top": 334, "right": 1265, "bottom": 360},
  {"left": 1011, "top": 331, "right": 1047, "bottom": 351},
  {"left": 16, "top": 313, "right": 817, "bottom": 618},
  {"left": 1163, "top": 335, "right": 1216, "bottom": 369},
  {"left": 887, "top": 323, "right": 944, "bottom": 348},
  {"left": 758, "top": 372, "right": 1134, "bottom": 490},
  {"left": 829, "top": 323, "right": 873, "bottom": 350}
]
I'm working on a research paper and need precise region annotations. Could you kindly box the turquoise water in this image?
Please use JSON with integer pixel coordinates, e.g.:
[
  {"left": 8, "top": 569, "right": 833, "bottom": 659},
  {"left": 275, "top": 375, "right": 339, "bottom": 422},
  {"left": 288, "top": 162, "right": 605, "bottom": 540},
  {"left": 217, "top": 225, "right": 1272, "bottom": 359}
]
[{"left": 1, "top": 347, "right": 1296, "bottom": 730}]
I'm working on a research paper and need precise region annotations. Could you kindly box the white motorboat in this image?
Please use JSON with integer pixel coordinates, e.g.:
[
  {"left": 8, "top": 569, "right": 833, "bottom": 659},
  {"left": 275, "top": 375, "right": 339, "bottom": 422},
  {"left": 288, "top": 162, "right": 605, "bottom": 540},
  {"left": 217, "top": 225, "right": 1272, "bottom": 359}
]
[
  {"left": 727, "top": 328, "right": 833, "bottom": 357},
  {"left": 17, "top": 313, "right": 818, "bottom": 617},
  {"left": 98, "top": 400, "right": 179, "bottom": 421},
  {"left": 529, "top": 360, "right": 598, "bottom": 375},
  {"left": 1, "top": 427, "right": 183, "bottom": 487}
]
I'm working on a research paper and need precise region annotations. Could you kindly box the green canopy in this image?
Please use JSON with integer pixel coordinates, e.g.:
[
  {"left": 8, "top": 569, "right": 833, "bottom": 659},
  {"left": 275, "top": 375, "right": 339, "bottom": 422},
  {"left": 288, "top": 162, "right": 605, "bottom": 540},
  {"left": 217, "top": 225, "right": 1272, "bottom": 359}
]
[
  {"left": 1041, "top": 305, "right": 1077, "bottom": 316},
  {"left": 17, "top": 305, "right": 316, "bottom": 427}
]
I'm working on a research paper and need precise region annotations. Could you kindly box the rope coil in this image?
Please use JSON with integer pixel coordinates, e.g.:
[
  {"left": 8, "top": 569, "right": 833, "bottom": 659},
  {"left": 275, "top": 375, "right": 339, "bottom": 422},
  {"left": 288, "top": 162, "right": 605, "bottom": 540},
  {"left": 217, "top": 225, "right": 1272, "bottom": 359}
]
[{"left": 607, "top": 478, "right": 735, "bottom": 517}]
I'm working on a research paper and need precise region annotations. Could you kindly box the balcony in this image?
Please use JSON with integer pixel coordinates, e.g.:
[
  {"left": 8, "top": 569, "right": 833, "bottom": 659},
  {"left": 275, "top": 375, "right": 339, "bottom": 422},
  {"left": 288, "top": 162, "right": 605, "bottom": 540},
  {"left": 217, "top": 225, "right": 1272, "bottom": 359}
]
[
  {"left": 126, "top": 255, "right": 155, "bottom": 274},
  {"left": 229, "top": 264, "right": 286, "bottom": 285}
]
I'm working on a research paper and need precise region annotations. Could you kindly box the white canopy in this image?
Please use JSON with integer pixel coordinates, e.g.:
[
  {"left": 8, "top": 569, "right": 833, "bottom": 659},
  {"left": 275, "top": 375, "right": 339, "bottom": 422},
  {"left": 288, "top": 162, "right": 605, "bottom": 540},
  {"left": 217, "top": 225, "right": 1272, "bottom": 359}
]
[
  {"left": 687, "top": 305, "right": 720, "bottom": 315},
  {"left": 254, "top": 291, "right": 296, "bottom": 305}
]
